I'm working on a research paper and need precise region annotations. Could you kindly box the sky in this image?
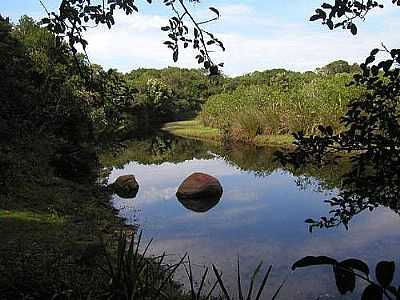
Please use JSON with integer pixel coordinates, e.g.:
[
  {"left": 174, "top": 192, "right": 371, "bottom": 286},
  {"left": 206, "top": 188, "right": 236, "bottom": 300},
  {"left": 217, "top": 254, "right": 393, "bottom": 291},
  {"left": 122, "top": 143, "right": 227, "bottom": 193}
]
[{"left": 3, "top": 0, "right": 400, "bottom": 75}]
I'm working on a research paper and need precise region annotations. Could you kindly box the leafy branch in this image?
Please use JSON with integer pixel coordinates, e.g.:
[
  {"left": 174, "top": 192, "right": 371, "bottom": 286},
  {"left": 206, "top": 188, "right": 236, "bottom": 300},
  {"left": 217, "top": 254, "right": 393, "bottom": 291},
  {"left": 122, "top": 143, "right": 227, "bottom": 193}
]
[
  {"left": 39, "top": 0, "right": 224, "bottom": 75},
  {"left": 162, "top": 0, "right": 224, "bottom": 75},
  {"left": 292, "top": 256, "right": 398, "bottom": 299},
  {"left": 310, "top": 0, "right": 390, "bottom": 35}
]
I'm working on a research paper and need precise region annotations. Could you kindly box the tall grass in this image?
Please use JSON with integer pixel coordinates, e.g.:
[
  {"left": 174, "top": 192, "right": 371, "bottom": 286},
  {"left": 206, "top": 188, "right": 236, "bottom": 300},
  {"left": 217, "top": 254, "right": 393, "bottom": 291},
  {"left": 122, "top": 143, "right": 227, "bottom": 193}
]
[
  {"left": 101, "top": 232, "right": 285, "bottom": 300},
  {"left": 200, "top": 73, "right": 364, "bottom": 143}
]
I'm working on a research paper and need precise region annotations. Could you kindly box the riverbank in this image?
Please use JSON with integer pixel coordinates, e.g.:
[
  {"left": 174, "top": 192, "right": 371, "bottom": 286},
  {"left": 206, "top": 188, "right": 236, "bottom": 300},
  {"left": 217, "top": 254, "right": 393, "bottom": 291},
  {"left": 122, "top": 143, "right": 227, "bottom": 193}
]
[
  {"left": 0, "top": 135, "right": 209, "bottom": 299},
  {"left": 0, "top": 141, "right": 125, "bottom": 298},
  {"left": 162, "top": 120, "right": 294, "bottom": 148}
]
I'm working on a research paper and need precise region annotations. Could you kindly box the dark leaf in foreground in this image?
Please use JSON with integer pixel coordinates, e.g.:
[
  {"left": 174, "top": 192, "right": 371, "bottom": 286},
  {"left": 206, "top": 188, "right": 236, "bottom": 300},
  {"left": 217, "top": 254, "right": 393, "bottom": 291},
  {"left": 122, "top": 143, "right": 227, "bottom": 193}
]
[{"left": 292, "top": 256, "right": 337, "bottom": 270}]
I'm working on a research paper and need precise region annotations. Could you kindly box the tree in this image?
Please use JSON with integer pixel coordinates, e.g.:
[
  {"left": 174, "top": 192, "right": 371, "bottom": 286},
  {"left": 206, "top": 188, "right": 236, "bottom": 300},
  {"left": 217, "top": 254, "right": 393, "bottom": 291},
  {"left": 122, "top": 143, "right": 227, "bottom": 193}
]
[
  {"left": 276, "top": 1, "right": 400, "bottom": 230},
  {"left": 316, "top": 60, "right": 359, "bottom": 75}
]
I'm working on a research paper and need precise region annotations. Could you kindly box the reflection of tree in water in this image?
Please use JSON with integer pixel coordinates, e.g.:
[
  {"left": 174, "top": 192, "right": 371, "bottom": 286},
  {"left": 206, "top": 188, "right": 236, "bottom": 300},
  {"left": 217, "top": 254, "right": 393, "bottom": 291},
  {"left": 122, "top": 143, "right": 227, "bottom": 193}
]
[
  {"left": 295, "top": 175, "right": 330, "bottom": 193},
  {"left": 275, "top": 41, "right": 400, "bottom": 231},
  {"left": 220, "top": 145, "right": 278, "bottom": 177},
  {"left": 276, "top": 145, "right": 400, "bottom": 231},
  {"left": 302, "top": 158, "right": 400, "bottom": 231},
  {"left": 103, "top": 131, "right": 400, "bottom": 229},
  {"left": 102, "top": 133, "right": 348, "bottom": 192},
  {"left": 100, "top": 133, "right": 214, "bottom": 168}
]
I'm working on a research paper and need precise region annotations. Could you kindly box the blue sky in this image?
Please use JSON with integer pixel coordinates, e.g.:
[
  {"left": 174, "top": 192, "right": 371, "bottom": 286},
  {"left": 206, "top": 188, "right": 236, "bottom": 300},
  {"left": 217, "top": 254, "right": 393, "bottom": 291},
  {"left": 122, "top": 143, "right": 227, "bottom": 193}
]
[{"left": 3, "top": 0, "right": 400, "bottom": 75}]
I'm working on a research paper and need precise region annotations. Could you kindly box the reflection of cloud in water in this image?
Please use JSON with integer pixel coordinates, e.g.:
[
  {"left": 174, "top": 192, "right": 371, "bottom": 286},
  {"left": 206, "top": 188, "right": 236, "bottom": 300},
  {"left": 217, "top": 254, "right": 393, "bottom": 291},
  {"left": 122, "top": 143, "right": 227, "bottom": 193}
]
[
  {"left": 173, "top": 203, "right": 269, "bottom": 228},
  {"left": 141, "top": 187, "right": 177, "bottom": 203},
  {"left": 107, "top": 141, "right": 400, "bottom": 299},
  {"left": 145, "top": 208, "right": 400, "bottom": 299},
  {"left": 223, "top": 189, "right": 262, "bottom": 203},
  {"left": 108, "top": 158, "right": 242, "bottom": 186},
  {"left": 146, "top": 237, "right": 339, "bottom": 299},
  {"left": 113, "top": 187, "right": 176, "bottom": 208}
]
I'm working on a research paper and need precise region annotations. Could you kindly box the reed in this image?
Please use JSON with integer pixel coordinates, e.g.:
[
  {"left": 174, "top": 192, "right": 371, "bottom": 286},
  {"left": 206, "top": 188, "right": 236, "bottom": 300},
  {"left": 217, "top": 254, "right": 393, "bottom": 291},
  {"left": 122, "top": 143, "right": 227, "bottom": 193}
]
[{"left": 201, "top": 73, "right": 364, "bottom": 141}]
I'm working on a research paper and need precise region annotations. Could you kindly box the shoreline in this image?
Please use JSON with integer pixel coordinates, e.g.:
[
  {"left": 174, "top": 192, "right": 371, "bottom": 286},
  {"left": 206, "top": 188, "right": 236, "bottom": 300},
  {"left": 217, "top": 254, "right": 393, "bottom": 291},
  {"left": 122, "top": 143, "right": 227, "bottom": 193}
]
[{"left": 162, "top": 120, "right": 295, "bottom": 148}]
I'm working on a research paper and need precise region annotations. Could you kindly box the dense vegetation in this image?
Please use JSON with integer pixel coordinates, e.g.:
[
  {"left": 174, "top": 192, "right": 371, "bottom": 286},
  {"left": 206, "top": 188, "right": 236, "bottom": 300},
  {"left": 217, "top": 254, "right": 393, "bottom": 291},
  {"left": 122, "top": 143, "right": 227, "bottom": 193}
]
[
  {"left": 0, "top": 14, "right": 145, "bottom": 298},
  {"left": 200, "top": 66, "right": 364, "bottom": 143},
  {"left": 125, "top": 67, "right": 223, "bottom": 126}
]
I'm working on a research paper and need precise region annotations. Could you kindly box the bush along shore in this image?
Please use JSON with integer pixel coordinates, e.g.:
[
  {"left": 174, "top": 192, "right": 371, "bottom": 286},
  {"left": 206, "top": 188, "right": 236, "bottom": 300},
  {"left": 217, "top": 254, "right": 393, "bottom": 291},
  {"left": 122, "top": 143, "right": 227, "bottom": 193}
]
[{"left": 199, "top": 68, "right": 364, "bottom": 146}]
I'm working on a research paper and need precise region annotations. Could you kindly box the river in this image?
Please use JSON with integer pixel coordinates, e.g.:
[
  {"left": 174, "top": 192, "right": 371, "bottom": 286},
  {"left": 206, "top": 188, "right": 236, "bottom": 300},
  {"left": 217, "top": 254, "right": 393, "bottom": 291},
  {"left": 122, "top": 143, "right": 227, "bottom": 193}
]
[{"left": 101, "top": 133, "right": 400, "bottom": 299}]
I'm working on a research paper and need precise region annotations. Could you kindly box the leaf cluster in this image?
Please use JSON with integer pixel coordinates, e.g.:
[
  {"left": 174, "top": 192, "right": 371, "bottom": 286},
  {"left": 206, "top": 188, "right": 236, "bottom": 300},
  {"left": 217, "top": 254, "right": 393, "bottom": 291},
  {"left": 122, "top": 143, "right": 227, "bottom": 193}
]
[{"left": 293, "top": 256, "right": 399, "bottom": 299}]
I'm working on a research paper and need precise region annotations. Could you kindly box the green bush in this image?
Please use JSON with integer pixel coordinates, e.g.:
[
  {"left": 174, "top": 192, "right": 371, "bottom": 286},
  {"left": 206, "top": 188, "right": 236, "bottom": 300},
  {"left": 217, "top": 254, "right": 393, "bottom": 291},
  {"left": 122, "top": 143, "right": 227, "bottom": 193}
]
[{"left": 201, "top": 72, "right": 364, "bottom": 139}]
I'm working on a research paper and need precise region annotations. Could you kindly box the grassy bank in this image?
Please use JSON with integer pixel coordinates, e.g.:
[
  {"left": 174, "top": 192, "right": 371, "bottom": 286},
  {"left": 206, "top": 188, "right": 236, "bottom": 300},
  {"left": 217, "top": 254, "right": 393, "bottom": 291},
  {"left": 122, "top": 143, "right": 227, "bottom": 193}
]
[
  {"left": 199, "top": 71, "right": 364, "bottom": 142},
  {"left": 163, "top": 120, "right": 221, "bottom": 142},
  {"left": 163, "top": 120, "right": 294, "bottom": 147},
  {"left": 0, "top": 143, "right": 127, "bottom": 298}
]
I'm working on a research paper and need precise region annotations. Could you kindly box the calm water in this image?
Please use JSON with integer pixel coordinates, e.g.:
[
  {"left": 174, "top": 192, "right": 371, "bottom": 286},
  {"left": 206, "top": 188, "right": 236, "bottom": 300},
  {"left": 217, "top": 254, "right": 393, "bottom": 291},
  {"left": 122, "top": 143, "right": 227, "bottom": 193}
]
[{"left": 103, "top": 134, "right": 400, "bottom": 299}]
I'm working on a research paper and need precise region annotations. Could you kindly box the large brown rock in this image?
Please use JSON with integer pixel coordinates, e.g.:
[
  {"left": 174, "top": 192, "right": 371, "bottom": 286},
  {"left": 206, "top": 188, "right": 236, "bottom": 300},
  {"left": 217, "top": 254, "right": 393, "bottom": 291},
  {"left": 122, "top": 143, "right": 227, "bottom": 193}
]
[
  {"left": 112, "top": 175, "right": 139, "bottom": 199},
  {"left": 176, "top": 172, "right": 223, "bottom": 202}
]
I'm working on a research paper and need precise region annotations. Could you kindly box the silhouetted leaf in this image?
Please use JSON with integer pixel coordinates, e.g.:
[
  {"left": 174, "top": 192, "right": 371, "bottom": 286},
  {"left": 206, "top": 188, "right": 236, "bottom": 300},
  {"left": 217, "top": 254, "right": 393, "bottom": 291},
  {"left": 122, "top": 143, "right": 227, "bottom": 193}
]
[
  {"left": 321, "top": 3, "right": 333, "bottom": 9},
  {"left": 310, "top": 14, "right": 323, "bottom": 21},
  {"left": 209, "top": 7, "right": 220, "bottom": 18},
  {"left": 292, "top": 256, "right": 337, "bottom": 270},
  {"left": 350, "top": 23, "right": 357, "bottom": 35},
  {"left": 334, "top": 264, "right": 356, "bottom": 294},
  {"left": 376, "top": 261, "right": 395, "bottom": 288},
  {"left": 327, "top": 20, "right": 334, "bottom": 30},
  {"left": 370, "top": 48, "right": 380, "bottom": 56},
  {"left": 361, "top": 284, "right": 383, "bottom": 300},
  {"left": 341, "top": 259, "right": 369, "bottom": 276},
  {"left": 173, "top": 50, "right": 178, "bottom": 62},
  {"left": 365, "top": 55, "right": 375, "bottom": 65}
]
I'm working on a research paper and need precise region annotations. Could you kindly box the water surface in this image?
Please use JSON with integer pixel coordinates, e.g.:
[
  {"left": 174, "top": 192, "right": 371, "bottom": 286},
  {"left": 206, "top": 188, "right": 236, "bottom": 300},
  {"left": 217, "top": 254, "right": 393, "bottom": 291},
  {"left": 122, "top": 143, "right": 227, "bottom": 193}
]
[{"left": 103, "top": 134, "right": 400, "bottom": 299}]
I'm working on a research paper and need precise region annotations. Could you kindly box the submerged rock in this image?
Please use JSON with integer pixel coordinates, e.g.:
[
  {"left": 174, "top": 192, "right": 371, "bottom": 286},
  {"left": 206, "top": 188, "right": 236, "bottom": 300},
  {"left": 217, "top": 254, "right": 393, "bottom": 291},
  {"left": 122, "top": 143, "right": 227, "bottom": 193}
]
[
  {"left": 112, "top": 175, "right": 139, "bottom": 199},
  {"left": 176, "top": 172, "right": 223, "bottom": 212}
]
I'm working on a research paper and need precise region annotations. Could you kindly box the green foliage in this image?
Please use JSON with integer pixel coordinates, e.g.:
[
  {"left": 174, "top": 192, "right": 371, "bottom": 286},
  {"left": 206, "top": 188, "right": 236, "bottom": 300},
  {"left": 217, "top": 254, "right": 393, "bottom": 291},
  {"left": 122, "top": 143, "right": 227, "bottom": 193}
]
[
  {"left": 316, "top": 60, "right": 360, "bottom": 75},
  {"left": 201, "top": 70, "right": 363, "bottom": 143},
  {"left": 282, "top": 48, "right": 400, "bottom": 231},
  {"left": 125, "top": 67, "right": 224, "bottom": 123},
  {"left": 87, "top": 65, "right": 136, "bottom": 140},
  {"left": 163, "top": 120, "right": 222, "bottom": 143},
  {"left": 101, "top": 231, "right": 186, "bottom": 299}
]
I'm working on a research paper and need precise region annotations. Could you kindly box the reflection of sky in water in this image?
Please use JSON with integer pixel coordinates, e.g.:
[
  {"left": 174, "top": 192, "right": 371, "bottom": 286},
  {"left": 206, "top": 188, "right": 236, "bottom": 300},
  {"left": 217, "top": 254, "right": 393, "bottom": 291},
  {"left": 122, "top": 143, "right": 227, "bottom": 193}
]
[{"left": 109, "top": 156, "right": 400, "bottom": 300}]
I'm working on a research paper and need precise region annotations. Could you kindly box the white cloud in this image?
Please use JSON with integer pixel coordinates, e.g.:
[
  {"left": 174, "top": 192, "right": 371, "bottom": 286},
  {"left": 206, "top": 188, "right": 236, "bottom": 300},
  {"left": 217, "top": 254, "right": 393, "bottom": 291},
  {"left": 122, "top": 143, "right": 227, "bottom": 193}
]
[{"left": 82, "top": 3, "right": 400, "bottom": 75}]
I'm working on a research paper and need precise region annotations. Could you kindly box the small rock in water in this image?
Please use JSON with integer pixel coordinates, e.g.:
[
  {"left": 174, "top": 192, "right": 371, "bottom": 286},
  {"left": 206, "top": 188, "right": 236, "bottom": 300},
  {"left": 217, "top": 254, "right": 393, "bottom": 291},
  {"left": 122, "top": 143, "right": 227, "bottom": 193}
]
[{"left": 112, "top": 175, "right": 139, "bottom": 199}]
